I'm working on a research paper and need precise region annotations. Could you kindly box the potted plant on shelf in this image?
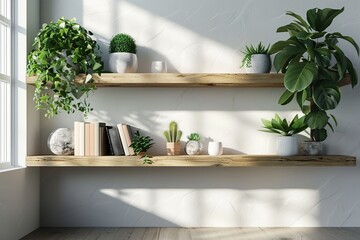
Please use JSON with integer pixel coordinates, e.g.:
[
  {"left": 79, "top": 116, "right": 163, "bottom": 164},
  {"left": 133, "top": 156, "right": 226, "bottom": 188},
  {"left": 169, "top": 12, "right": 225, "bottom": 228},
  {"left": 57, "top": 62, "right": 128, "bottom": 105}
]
[
  {"left": 163, "top": 121, "right": 182, "bottom": 155},
  {"left": 129, "top": 130, "right": 154, "bottom": 156},
  {"left": 261, "top": 114, "right": 307, "bottom": 156},
  {"left": 109, "top": 33, "right": 138, "bottom": 73},
  {"left": 185, "top": 133, "right": 202, "bottom": 155},
  {"left": 27, "top": 17, "right": 104, "bottom": 118},
  {"left": 269, "top": 7, "right": 359, "bottom": 155},
  {"left": 240, "top": 42, "right": 271, "bottom": 73}
]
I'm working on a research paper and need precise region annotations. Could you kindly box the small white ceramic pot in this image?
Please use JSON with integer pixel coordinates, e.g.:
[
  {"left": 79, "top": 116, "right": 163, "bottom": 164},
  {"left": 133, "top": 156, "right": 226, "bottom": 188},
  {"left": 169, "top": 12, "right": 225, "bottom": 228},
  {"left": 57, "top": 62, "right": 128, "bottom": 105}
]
[
  {"left": 245, "top": 54, "right": 271, "bottom": 73},
  {"left": 208, "top": 142, "right": 223, "bottom": 156},
  {"left": 109, "top": 52, "right": 138, "bottom": 73},
  {"left": 276, "top": 136, "right": 298, "bottom": 156},
  {"left": 301, "top": 141, "right": 323, "bottom": 155},
  {"left": 151, "top": 61, "right": 167, "bottom": 73},
  {"left": 185, "top": 140, "right": 202, "bottom": 155}
]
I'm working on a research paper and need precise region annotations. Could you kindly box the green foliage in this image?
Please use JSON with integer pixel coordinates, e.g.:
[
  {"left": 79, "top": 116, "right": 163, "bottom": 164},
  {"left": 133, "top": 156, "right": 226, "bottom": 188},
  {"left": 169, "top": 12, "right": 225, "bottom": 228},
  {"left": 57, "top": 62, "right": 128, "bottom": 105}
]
[
  {"left": 142, "top": 155, "right": 154, "bottom": 164},
  {"left": 27, "top": 17, "right": 103, "bottom": 118},
  {"left": 129, "top": 130, "right": 154, "bottom": 155},
  {"left": 261, "top": 114, "right": 308, "bottom": 136},
  {"left": 240, "top": 42, "right": 270, "bottom": 68},
  {"left": 163, "top": 121, "right": 182, "bottom": 142},
  {"left": 109, "top": 33, "right": 137, "bottom": 54},
  {"left": 187, "top": 133, "right": 201, "bottom": 141},
  {"left": 269, "top": 7, "right": 359, "bottom": 141}
]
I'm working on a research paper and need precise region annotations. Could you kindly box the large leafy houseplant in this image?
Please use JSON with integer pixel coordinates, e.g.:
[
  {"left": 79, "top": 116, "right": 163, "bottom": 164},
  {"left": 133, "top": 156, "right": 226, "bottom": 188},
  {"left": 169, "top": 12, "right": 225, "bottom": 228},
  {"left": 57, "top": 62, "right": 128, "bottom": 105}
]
[
  {"left": 269, "top": 7, "right": 359, "bottom": 141},
  {"left": 27, "top": 17, "right": 104, "bottom": 118}
]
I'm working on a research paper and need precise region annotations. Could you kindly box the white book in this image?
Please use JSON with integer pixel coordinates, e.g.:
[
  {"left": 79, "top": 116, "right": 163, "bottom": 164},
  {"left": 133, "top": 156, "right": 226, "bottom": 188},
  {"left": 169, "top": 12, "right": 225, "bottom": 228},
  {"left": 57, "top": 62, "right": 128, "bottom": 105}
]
[
  {"left": 117, "top": 124, "right": 130, "bottom": 156},
  {"left": 93, "top": 122, "right": 100, "bottom": 156},
  {"left": 78, "top": 121, "right": 85, "bottom": 156},
  {"left": 74, "top": 121, "right": 80, "bottom": 156}
]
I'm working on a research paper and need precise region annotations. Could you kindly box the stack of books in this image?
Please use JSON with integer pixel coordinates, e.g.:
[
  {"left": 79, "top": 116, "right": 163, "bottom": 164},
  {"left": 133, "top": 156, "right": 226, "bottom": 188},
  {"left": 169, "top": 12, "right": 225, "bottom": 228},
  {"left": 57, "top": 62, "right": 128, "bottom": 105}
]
[{"left": 73, "top": 122, "right": 135, "bottom": 156}]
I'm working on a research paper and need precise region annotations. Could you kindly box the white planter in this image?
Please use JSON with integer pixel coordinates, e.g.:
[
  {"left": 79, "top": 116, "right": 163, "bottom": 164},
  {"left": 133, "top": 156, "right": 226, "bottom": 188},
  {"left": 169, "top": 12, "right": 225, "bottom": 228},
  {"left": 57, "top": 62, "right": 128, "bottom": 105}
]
[
  {"left": 301, "top": 141, "right": 323, "bottom": 155},
  {"left": 208, "top": 142, "right": 223, "bottom": 156},
  {"left": 185, "top": 140, "right": 202, "bottom": 155},
  {"left": 276, "top": 136, "right": 298, "bottom": 156},
  {"left": 109, "top": 52, "right": 138, "bottom": 73},
  {"left": 245, "top": 54, "right": 271, "bottom": 73}
]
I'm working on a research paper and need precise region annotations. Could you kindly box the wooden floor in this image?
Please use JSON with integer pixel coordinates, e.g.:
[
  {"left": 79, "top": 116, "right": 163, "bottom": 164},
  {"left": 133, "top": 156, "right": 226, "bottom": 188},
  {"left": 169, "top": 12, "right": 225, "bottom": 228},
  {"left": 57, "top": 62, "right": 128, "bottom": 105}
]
[{"left": 21, "top": 227, "right": 360, "bottom": 240}]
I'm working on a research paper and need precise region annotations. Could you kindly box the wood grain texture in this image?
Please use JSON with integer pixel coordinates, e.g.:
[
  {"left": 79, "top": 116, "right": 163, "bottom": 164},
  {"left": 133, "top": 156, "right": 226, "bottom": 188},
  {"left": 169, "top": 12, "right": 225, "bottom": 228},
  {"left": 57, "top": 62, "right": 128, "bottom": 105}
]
[
  {"left": 21, "top": 227, "right": 360, "bottom": 240},
  {"left": 26, "top": 154, "right": 356, "bottom": 167},
  {"left": 26, "top": 73, "right": 351, "bottom": 88}
]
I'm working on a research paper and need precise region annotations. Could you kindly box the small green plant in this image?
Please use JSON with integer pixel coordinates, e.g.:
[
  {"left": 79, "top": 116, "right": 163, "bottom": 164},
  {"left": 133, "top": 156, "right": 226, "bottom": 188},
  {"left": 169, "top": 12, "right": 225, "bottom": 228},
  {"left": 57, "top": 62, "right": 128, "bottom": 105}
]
[
  {"left": 142, "top": 155, "right": 154, "bottom": 165},
  {"left": 27, "top": 17, "right": 103, "bottom": 118},
  {"left": 240, "top": 42, "right": 270, "bottom": 68},
  {"left": 261, "top": 114, "right": 308, "bottom": 136},
  {"left": 163, "top": 121, "right": 182, "bottom": 142},
  {"left": 187, "top": 133, "right": 200, "bottom": 141},
  {"left": 109, "top": 33, "right": 137, "bottom": 54},
  {"left": 129, "top": 130, "right": 154, "bottom": 155}
]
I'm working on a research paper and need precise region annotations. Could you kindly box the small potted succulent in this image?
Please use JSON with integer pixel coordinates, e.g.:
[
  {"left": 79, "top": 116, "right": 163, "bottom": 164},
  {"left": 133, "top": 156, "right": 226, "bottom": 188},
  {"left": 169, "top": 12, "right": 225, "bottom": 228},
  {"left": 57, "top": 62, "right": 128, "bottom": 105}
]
[
  {"left": 269, "top": 7, "right": 359, "bottom": 155},
  {"left": 129, "top": 130, "right": 154, "bottom": 156},
  {"left": 109, "top": 33, "right": 138, "bottom": 73},
  {"left": 185, "top": 133, "right": 202, "bottom": 155},
  {"left": 163, "top": 121, "right": 182, "bottom": 155},
  {"left": 240, "top": 42, "right": 271, "bottom": 73},
  {"left": 261, "top": 114, "right": 307, "bottom": 156},
  {"left": 27, "top": 17, "right": 103, "bottom": 118}
]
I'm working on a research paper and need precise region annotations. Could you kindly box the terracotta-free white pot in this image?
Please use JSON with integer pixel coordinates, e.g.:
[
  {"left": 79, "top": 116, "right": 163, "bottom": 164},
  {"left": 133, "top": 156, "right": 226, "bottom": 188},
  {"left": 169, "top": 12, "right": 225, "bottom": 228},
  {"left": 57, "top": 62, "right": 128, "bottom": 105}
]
[
  {"left": 245, "top": 54, "right": 271, "bottom": 73},
  {"left": 208, "top": 142, "right": 223, "bottom": 156},
  {"left": 109, "top": 52, "right": 138, "bottom": 73},
  {"left": 276, "top": 136, "right": 298, "bottom": 156}
]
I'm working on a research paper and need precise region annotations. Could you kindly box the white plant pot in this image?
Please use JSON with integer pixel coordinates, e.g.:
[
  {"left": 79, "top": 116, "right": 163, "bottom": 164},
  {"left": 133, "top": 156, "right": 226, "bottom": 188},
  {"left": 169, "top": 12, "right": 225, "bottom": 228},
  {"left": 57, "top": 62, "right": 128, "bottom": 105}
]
[
  {"left": 245, "top": 54, "right": 271, "bottom": 73},
  {"left": 301, "top": 141, "right": 323, "bottom": 155},
  {"left": 109, "top": 52, "right": 138, "bottom": 73},
  {"left": 185, "top": 140, "right": 202, "bottom": 155},
  {"left": 276, "top": 136, "right": 298, "bottom": 156},
  {"left": 208, "top": 142, "right": 223, "bottom": 156}
]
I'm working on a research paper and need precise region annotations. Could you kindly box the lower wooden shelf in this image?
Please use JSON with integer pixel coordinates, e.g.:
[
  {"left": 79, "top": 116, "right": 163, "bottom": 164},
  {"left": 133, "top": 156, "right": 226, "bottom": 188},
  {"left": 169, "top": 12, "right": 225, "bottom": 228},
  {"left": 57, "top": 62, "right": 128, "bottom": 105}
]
[{"left": 26, "top": 155, "right": 356, "bottom": 167}]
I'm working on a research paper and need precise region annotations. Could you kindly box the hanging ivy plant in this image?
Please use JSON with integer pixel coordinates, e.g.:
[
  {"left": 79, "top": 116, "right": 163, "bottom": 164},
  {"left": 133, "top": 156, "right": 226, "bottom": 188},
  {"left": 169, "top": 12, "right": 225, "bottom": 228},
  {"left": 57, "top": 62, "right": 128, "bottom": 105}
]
[{"left": 27, "top": 17, "right": 104, "bottom": 118}]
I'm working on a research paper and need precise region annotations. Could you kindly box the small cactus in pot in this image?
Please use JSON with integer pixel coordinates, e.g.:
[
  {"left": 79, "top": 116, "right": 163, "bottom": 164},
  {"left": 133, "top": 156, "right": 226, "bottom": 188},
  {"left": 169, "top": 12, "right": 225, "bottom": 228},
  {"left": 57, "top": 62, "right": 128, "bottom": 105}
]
[
  {"left": 185, "top": 133, "right": 202, "bottom": 155},
  {"left": 164, "top": 121, "right": 182, "bottom": 155}
]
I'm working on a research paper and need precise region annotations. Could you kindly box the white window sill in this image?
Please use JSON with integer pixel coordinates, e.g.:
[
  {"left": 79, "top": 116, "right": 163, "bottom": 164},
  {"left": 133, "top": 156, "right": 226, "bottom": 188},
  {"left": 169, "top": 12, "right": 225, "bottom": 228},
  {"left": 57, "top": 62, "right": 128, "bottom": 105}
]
[{"left": 0, "top": 166, "right": 26, "bottom": 173}]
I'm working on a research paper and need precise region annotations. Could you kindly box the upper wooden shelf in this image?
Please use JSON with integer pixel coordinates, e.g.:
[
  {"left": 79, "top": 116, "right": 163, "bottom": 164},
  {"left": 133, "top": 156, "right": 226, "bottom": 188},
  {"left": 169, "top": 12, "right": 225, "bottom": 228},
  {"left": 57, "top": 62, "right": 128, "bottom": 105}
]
[
  {"left": 26, "top": 73, "right": 352, "bottom": 88},
  {"left": 26, "top": 155, "right": 356, "bottom": 167}
]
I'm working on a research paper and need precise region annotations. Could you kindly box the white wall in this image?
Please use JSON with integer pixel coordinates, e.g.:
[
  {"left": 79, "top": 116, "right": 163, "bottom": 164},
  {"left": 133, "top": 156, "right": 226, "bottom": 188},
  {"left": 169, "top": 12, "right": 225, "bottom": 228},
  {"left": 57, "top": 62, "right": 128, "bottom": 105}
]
[
  {"left": 37, "top": 0, "right": 360, "bottom": 227},
  {"left": 0, "top": 0, "right": 41, "bottom": 239}
]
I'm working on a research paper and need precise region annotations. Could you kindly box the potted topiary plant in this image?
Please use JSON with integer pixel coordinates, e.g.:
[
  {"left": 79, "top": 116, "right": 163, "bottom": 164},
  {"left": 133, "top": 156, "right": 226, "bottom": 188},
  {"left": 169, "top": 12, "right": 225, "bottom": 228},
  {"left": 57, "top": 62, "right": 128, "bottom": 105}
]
[
  {"left": 129, "top": 130, "right": 154, "bottom": 156},
  {"left": 185, "top": 133, "right": 202, "bottom": 155},
  {"left": 240, "top": 42, "right": 271, "bottom": 73},
  {"left": 269, "top": 7, "right": 359, "bottom": 154},
  {"left": 109, "top": 33, "right": 138, "bottom": 73},
  {"left": 261, "top": 114, "right": 308, "bottom": 156},
  {"left": 163, "top": 121, "right": 182, "bottom": 156},
  {"left": 27, "top": 17, "right": 104, "bottom": 118}
]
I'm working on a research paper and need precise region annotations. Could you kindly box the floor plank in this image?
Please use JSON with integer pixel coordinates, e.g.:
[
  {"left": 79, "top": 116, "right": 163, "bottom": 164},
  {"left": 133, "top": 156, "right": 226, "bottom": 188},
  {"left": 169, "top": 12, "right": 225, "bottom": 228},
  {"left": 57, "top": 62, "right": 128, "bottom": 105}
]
[{"left": 21, "top": 227, "right": 360, "bottom": 240}]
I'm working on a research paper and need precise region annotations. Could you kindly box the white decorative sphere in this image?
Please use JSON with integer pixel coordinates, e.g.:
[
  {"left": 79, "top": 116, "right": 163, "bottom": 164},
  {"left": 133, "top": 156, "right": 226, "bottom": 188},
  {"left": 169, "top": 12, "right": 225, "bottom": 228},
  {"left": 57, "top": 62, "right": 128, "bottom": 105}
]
[{"left": 47, "top": 128, "right": 74, "bottom": 155}]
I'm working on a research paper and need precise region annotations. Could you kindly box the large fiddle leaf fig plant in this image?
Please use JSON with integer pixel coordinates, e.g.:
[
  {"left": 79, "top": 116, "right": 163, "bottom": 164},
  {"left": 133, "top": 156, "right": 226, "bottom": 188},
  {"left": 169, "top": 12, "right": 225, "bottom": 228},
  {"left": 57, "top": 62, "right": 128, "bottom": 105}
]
[
  {"left": 269, "top": 7, "right": 359, "bottom": 141},
  {"left": 27, "top": 17, "right": 103, "bottom": 118}
]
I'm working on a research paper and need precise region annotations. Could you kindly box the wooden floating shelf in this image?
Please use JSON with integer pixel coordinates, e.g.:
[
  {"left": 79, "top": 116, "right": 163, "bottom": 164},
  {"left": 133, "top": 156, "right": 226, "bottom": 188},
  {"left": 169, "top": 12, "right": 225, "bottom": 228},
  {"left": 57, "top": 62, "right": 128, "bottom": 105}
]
[
  {"left": 26, "top": 73, "right": 352, "bottom": 88},
  {"left": 26, "top": 155, "right": 356, "bottom": 167}
]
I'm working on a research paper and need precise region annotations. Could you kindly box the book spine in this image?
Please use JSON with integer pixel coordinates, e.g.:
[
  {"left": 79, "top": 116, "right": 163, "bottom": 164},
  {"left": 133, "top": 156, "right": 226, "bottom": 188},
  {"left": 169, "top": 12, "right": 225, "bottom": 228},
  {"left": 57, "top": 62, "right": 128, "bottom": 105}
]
[
  {"left": 93, "top": 122, "right": 100, "bottom": 156},
  {"left": 78, "top": 122, "right": 85, "bottom": 156},
  {"left": 105, "top": 126, "right": 115, "bottom": 155},
  {"left": 74, "top": 121, "right": 80, "bottom": 156},
  {"left": 123, "top": 124, "right": 134, "bottom": 155},
  {"left": 117, "top": 124, "right": 130, "bottom": 156},
  {"left": 84, "top": 122, "right": 91, "bottom": 156},
  {"left": 99, "top": 123, "right": 107, "bottom": 156}
]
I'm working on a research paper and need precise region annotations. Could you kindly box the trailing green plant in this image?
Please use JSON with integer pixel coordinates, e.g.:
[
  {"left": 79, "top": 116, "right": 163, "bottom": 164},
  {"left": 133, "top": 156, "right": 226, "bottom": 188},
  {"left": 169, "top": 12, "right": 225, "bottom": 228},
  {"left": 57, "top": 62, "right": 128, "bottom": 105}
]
[
  {"left": 163, "top": 121, "right": 182, "bottom": 142},
  {"left": 129, "top": 130, "right": 154, "bottom": 155},
  {"left": 269, "top": 7, "right": 359, "bottom": 141},
  {"left": 142, "top": 155, "right": 154, "bottom": 165},
  {"left": 109, "top": 33, "right": 137, "bottom": 54},
  {"left": 27, "top": 17, "right": 103, "bottom": 118},
  {"left": 261, "top": 114, "right": 308, "bottom": 136},
  {"left": 187, "top": 133, "right": 200, "bottom": 141},
  {"left": 240, "top": 42, "right": 270, "bottom": 68}
]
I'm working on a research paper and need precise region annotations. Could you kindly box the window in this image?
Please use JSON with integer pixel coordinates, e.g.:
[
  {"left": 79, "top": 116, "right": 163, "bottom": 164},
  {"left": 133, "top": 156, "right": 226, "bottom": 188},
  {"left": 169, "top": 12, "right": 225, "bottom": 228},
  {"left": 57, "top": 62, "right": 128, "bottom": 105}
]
[{"left": 0, "top": 0, "right": 11, "bottom": 168}]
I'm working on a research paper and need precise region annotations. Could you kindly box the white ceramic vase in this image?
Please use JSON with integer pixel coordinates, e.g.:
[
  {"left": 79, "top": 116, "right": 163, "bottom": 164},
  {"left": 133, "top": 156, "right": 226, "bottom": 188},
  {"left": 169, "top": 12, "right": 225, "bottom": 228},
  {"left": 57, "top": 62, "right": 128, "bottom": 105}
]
[
  {"left": 276, "top": 136, "right": 298, "bottom": 156},
  {"left": 245, "top": 54, "right": 271, "bottom": 73},
  {"left": 208, "top": 142, "right": 223, "bottom": 156},
  {"left": 109, "top": 52, "right": 138, "bottom": 73}
]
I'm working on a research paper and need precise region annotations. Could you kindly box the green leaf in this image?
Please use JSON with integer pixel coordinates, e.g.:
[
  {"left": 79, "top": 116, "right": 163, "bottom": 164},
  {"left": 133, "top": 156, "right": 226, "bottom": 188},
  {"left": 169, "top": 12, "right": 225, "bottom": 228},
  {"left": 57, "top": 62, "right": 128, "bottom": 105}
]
[
  {"left": 284, "top": 61, "right": 318, "bottom": 92},
  {"left": 305, "top": 110, "right": 329, "bottom": 129},
  {"left": 313, "top": 82, "right": 341, "bottom": 110},
  {"left": 346, "top": 57, "right": 358, "bottom": 87},
  {"left": 296, "top": 90, "right": 307, "bottom": 110},
  {"left": 311, "top": 128, "right": 327, "bottom": 142},
  {"left": 277, "top": 23, "right": 306, "bottom": 33},
  {"left": 331, "top": 45, "right": 347, "bottom": 80},
  {"left": 286, "top": 11, "right": 310, "bottom": 31},
  {"left": 330, "top": 32, "right": 360, "bottom": 56},
  {"left": 93, "top": 62, "right": 102, "bottom": 70},
  {"left": 306, "top": 7, "right": 344, "bottom": 32},
  {"left": 278, "top": 90, "right": 295, "bottom": 105},
  {"left": 330, "top": 114, "right": 338, "bottom": 126}
]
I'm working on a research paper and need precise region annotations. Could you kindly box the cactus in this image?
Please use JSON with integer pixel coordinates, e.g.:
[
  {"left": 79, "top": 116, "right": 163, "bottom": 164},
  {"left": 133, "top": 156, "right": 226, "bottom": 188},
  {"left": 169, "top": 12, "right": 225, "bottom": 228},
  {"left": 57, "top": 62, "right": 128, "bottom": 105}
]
[{"left": 164, "top": 121, "right": 182, "bottom": 142}]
